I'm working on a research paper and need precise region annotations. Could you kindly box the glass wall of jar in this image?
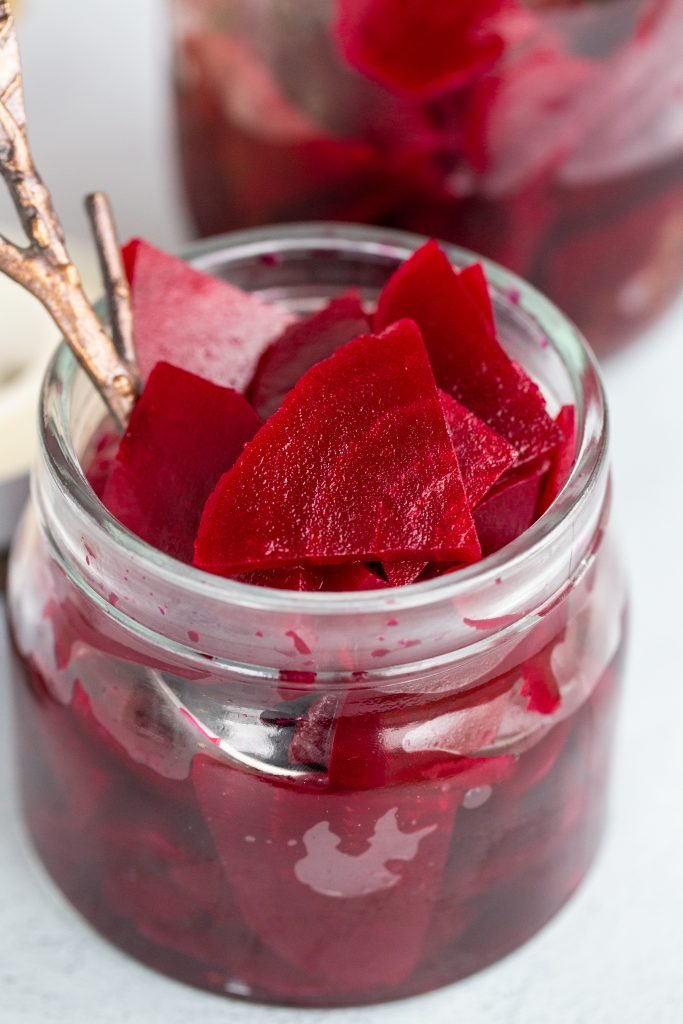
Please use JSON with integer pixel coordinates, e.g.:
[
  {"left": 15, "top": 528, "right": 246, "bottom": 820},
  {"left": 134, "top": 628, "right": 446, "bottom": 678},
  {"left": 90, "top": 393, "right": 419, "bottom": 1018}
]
[
  {"left": 7, "top": 226, "right": 627, "bottom": 1007},
  {"left": 170, "top": 0, "right": 683, "bottom": 355}
]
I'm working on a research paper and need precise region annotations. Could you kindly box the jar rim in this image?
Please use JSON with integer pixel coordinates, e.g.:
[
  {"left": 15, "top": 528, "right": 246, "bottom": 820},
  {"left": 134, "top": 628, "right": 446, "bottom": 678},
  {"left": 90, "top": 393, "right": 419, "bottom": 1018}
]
[{"left": 38, "top": 222, "right": 608, "bottom": 621}]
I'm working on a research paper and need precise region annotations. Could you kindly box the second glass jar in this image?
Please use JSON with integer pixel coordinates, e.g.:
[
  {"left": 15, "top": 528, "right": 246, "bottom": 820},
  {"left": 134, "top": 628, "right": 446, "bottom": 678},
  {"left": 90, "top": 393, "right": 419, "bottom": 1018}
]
[{"left": 171, "top": 0, "right": 683, "bottom": 354}]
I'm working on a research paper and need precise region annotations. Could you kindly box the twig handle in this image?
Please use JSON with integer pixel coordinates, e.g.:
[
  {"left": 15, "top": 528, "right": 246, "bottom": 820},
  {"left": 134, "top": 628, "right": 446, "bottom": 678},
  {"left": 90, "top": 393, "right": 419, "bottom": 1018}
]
[{"left": 85, "top": 192, "right": 139, "bottom": 374}]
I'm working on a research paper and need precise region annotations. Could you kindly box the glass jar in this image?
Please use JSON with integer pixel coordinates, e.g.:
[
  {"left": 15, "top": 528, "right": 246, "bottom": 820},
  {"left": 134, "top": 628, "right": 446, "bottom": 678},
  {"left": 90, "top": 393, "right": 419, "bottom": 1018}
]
[
  {"left": 7, "top": 225, "right": 626, "bottom": 1007},
  {"left": 170, "top": 0, "right": 683, "bottom": 355}
]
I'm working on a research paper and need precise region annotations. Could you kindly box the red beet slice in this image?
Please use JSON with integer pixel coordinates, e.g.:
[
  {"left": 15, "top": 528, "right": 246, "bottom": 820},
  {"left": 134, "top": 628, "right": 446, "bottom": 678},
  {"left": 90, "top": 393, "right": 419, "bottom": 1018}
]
[
  {"left": 473, "top": 460, "right": 547, "bottom": 556},
  {"left": 321, "top": 563, "right": 389, "bottom": 591},
  {"left": 537, "top": 405, "right": 576, "bottom": 515},
  {"left": 440, "top": 391, "right": 518, "bottom": 506},
  {"left": 380, "top": 394, "right": 516, "bottom": 584},
  {"left": 102, "top": 362, "right": 261, "bottom": 563},
  {"left": 325, "top": 670, "right": 519, "bottom": 790},
  {"left": 374, "top": 241, "right": 562, "bottom": 462},
  {"left": 335, "top": 0, "right": 511, "bottom": 98},
  {"left": 463, "top": 47, "right": 597, "bottom": 196},
  {"left": 247, "top": 292, "right": 371, "bottom": 419},
  {"left": 520, "top": 643, "right": 562, "bottom": 715},
  {"left": 384, "top": 561, "right": 427, "bottom": 586},
  {"left": 194, "top": 320, "right": 481, "bottom": 574},
  {"left": 122, "top": 238, "right": 293, "bottom": 390},
  {"left": 193, "top": 755, "right": 460, "bottom": 990},
  {"left": 234, "top": 566, "right": 327, "bottom": 591},
  {"left": 289, "top": 694, "right": 339, "bottom": 768}
]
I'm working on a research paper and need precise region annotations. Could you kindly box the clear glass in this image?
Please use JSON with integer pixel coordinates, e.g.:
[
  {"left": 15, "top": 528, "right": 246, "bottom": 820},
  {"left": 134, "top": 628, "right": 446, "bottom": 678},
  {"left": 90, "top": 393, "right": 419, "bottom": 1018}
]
[
  {"left": 7, "top": 225, "right": 627, "bottom": 1007},
  {"left": 170, "top": 0, "right": 683, "bottom": 355}
]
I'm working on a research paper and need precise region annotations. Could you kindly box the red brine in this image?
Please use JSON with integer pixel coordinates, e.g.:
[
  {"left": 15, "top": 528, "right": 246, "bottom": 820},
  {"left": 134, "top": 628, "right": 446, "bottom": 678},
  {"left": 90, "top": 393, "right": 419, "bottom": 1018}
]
[
  {"left": 171, "top": 0, "right": 683, "bottom": 353},
  {"left": 7, "top": 228, "right": 626, "bottom": 1007}
]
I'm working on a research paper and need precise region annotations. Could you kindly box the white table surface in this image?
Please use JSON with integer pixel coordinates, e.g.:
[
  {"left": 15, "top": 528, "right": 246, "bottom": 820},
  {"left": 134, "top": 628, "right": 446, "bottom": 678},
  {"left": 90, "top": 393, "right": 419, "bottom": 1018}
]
[{"left": 2, "top": 2, "right": 683, "bottom": 1022}]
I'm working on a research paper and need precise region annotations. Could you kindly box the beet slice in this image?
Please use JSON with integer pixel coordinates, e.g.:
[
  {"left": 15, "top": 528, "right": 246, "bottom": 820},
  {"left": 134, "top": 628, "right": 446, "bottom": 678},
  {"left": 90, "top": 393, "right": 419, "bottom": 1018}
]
[
  {"left": 234, "top": 566, "right": 327, "bottom": 591},
  {"left": 193, "top": 754, "right": 460, "bottom": 991},
  {"left": 321, "top": 563, "right": 389, "bottom": 591},
  {"left": 380, "top": 393, "right": 517, "bottom": 585},
  {"left": 325, "top": 670, "right": 519, "bottom": 790},
  {"left": 537, "top": 405, "right": 577, "bottom": 515},
  {"left": 123, "top": 238, "right": 293, "bottom": 390},
  {"left": 334, "top": 0, "right": 510, "bottom": 98},
  {"left": 374, "top": 241, "right": 562, "bottom": 462},
  {"left": 520, "top": 643, "right": 562, "bottom": 715},
  {"left": 473, "top": 460, "right": 547, "bottom": 556},
  {"left": 384, "top": 561, "right": 427, "bottom": 586},
  {"left": 102, "top": 362, "right": 261, "bottom": 563},
  {"left": 247, "top": 292, "right": 371, "bottom": 419},
  {"left": 194, "top": 319, "right": 481, "bottom": 575},
  {"left": 439, "top": 391, "right": 518, "bottom": 506}
]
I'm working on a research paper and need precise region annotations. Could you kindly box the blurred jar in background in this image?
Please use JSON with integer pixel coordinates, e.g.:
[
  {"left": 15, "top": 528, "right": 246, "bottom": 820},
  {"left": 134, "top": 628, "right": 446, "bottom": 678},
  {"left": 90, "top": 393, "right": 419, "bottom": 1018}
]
[{"left": 170, "top": 0, "right": 683, "bottom": 355}]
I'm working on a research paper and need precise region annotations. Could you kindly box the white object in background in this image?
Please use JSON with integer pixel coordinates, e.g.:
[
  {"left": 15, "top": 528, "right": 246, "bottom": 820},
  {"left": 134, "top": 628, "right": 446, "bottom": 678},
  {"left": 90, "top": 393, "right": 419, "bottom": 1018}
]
[{"left": 0, "top": 226, "right": 100, "bottom": 549}]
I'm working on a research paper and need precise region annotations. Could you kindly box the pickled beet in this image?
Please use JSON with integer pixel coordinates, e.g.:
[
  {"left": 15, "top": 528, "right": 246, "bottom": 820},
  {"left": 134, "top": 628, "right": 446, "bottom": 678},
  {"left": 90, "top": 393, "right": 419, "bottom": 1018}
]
[
  {"left": 439, "top": 391, "right": 517, "bottom": 506},
  {"left": 103, "top": 363, "right": 261, "bottom": 562},
  {"left": 123, "top": 238, "right": 293, "bottom": 390},
  {"left": 194, "top": 320, "right": 481, "bottom": 574},
  {"left": 335, "top": 0, "right": 511, "bottom": 98},
  {"left": 247, "top": 292, "right": 370, "bottom": 419},
  {"left": 374, "top": 242, "right": 562, "bottom": 462}
]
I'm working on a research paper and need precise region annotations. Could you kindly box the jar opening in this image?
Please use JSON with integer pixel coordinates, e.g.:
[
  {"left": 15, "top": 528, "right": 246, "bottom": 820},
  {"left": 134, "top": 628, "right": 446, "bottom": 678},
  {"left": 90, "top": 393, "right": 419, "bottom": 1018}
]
[{"left": 34, "top": 224, "right": 608, "bottom": 675}]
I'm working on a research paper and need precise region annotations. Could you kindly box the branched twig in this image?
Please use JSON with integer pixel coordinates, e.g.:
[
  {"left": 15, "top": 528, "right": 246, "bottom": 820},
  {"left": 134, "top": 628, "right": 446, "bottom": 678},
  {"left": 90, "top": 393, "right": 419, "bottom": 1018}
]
[{"left": 0, "top": 3, "right": 137, "bottom": 428}]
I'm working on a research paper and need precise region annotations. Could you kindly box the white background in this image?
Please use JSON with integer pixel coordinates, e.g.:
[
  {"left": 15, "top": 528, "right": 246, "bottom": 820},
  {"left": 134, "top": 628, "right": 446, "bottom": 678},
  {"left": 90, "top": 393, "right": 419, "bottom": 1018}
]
[{"left": 1, "top": 2, "right": 683, "bottom": 1022}]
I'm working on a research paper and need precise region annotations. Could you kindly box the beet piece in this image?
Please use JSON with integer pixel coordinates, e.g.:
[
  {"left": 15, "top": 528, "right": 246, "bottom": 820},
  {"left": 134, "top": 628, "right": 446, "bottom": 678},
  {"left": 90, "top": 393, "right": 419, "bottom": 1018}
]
[
  {"left": 194, "top": 320, "right": 481, "bottom": 575},
  {"left": 102, "top": 362, "right": 261, "bottom": 563},
  {"left": 193, "top": 755, "right": 460, "bottom": 991},
  {"left": 321, "top": 563, "right": 389, "bottom": 591},
  {"left": 473, "top": 461, "right": 547, "bottom": 556},
  {"left": 247, "top": 292, "right": 371, "bottom": 419},
  {"left": 440, "top": 391, "right": 518, "bottom": 506},
  {"left": 289, "top": 694, "right": 339, "bottom": 768},
  {"left": 326, "top": 670, "right": 519, "bottom": 790},
  {"left": 537, "top": 405, "right": 577, "bottom": 515},
  {"left": 520, "top": 643, "right": 562, "bottom": 715},
  {"left": 374, "top": 241, "right": 562, "bottom": 462},
  {"left": 122, "top": 238, "right": 293, "bottom": 390},
  {"left": 383, "top": 561, "right": 427, "bottom": 586},
  {"left": 463, "top": 46, "right": 598, "bottom": 196},
  {"left": 334, "top": 0, "right": 511, "bottom": 98},
  {"left": 234, "top": 566, "right": 327, "bottom": 591}
]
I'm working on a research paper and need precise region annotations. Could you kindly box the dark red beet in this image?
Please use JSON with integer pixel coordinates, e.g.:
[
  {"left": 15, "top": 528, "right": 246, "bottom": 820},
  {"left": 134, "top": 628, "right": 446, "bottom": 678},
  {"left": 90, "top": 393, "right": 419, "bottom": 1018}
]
[
  {"left": 537, "top": 405, "right": 577, "bottom": 516},
  {"left": 193, "top": 755, "right": 460, "bottom": 991},
  {"left": 102, "top": 362, "right": 261, "bottom": 563},
  {"left": 325, "top": 670, "right": 519, "bottom": 790},
  {"left": 463, "top": 46, "right": 597, "bottom": 196},
  {"left": 439, "top": 391, "right": 518, "bottom": 506},
  {"left": 334, "top": 0, "right": 511, "bottom": 98},
  {"left": 234, "top": 567, "right": 327, "bottom": 591},
  {"left": 289, "top": 694, "right": 339, "bottom": 768},
  {"left": 384, "top": 561, "right": 427, "bottom": 586},
  {"left": 247, "top": 292, "right": 371, "bottom": 419},
  {"left": 321, "top": 563, "right": 389, "bottom": 591},
  {"left": 374, "top": 241, "right": 562, "bottom": 462},
  {"left": 123, "top": 238, "right": 293, "bottom": 390},
  {"left": 194, "top": 320, "right": 481, "bottom": 574},
  {"left": 520, "top": 643, "right": 562, "bottom": 715},
  {"left": 474, "top": 461, "right": 547, "bottom": 556}
]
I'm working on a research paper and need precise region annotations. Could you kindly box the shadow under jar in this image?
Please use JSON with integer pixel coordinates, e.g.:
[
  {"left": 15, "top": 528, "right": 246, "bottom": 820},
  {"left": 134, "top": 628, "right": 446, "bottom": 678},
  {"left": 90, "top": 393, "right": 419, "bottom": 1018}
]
[
  {"left": 7, "top": 226, "right": 627, "bottom": 1007},
  {"left": 171, "top": 0, "right": 683, "bottom": 355}
]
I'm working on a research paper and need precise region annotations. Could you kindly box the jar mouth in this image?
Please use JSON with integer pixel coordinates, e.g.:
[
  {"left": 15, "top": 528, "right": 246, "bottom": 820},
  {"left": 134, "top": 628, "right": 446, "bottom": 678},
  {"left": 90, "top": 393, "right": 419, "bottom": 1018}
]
[{"left": 38, "top": 223, "right": 607, "bottom": 620}]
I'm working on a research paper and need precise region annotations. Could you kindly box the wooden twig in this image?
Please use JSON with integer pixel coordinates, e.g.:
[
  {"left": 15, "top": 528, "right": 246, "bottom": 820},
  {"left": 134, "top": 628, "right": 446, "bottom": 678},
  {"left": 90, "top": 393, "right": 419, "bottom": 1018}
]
[
  {"left": 85, "top": 191, "right": 138, "bottom": 373},
  {"left": 0, "top": 3, "right": 138, "bottom": 429}
]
